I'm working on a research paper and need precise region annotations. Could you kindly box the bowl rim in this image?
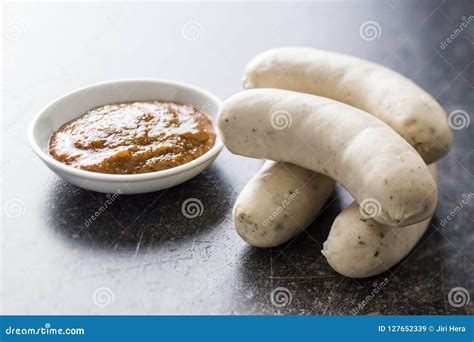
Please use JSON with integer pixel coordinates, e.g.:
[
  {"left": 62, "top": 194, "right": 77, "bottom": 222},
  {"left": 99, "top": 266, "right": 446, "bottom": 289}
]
[{"left": 28, "top": 78, "right": 224, "bottom": 182}]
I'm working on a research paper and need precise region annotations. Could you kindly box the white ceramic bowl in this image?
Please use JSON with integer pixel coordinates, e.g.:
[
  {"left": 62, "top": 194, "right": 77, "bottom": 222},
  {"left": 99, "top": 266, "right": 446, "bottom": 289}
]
[{"left": 28, "top": 79, "right": 223, "bottom": 194}]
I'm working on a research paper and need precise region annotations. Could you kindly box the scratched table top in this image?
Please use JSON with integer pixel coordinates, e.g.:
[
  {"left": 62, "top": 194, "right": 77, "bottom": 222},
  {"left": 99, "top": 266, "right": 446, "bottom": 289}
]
[{"left": 2, "top": 0, "right": 473, "bottom": 315}]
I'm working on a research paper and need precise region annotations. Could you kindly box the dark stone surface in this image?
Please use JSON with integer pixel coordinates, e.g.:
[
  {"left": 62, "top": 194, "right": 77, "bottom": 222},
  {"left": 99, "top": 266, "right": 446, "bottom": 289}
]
[{"left": 2, "top": 0, "right": 473, "bottom": 314}]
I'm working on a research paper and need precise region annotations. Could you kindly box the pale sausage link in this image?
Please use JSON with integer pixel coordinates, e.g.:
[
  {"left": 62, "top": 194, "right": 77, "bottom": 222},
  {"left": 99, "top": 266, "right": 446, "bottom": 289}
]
[
  {"left": 243, "top": 47, "right": 452, "bottom": 164},
  {"left": 322, "top": 164, "right": 437, "bottom": 278},
  {"left": 218, "top": 89, "right": 437, "bottom": 228},
  {"left": 234, "top": 161, "right": 334, "bottom": 248}
]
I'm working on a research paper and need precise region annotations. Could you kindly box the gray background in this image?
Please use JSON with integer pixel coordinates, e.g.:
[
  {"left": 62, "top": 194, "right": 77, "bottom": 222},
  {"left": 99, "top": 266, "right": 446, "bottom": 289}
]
[{"left": 1, "top": 0, "right": 473, "bottom": 314}]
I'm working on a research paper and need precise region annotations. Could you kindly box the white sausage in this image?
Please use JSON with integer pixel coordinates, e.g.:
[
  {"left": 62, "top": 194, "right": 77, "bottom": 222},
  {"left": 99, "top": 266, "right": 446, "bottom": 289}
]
[
  {"left": 233, "top": 161, "right": 334, "bottom": 247},
  {"left": 233, "top": 49, "right": 450, "bottom": 248},
  {"left": 322, "top": 164, "right": 437, "bottom": 278},
  {"left": 217, "top": 89, "right": 437, "bottom": 227},
  {"left": 243, "top": 47, "right": 452, "bottom": 164}
]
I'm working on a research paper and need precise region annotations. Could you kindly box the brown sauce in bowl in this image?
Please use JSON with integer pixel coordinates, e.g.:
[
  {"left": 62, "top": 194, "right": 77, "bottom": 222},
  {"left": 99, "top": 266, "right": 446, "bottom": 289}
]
[{"left": 48, "top": 101, "right": 216, "bottom": 174}]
